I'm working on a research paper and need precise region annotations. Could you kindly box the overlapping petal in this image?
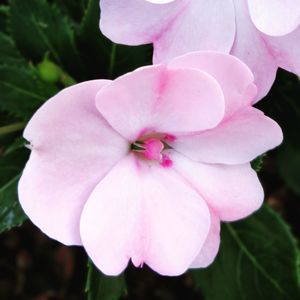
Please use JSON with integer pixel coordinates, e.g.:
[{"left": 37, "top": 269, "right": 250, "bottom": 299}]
[
  {"left": 247, "top": 0, "right": 300, "bottom": 36},
  {"left": 168, "top": 52, "right": 256, "bottom": 118},
  {"left": 231, "top": 0, "right": 278, "bottom": 101},
  {"left": 100, "top": 0, "right": 188, "bottom": 45},
  {"left": 171, "top": 152, "right": 264, "bottom": 221},
  {"left": 153, "top": 0, "right": 235, "bottom": 63},
  {"left": 170, "top": 107, "right": 283, "bottom": 164},
  {"left": 95, "top": 65, "right": 225, "bottom": 141},
  {"left": 264, "top": 27, "right": 300, "bottom": 75},
  {"left": 80, "top": 154, "right": 211, "bottom": 276},
  {"left": 18, "top": 81, "right": 129, "bottom": 245},
  {"left": 190, "top": 212, "right": 220, "bottom": 268}
]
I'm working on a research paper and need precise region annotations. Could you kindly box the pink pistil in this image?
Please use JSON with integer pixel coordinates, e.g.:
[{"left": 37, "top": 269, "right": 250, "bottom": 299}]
[{"left": 143, "top": 138, "right": 164, "bottom": 161}]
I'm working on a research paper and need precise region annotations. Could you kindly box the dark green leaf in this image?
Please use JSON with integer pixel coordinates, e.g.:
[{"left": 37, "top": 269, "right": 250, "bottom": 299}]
[
  {"left": 277, "top": 142, "right": 300, "bottom": 195},
  {"left": 251, "top": 155, "right": 265, "bottom": 172},
  {"left": 85, "top": 260, "right": 127, "bottom": 300},
  {"left": 0, "top": 174, "right": 27, "bottom": 233},
  {"left": 0, "top": 31, "right": 25, "bottom": 65},
  {"left": 0, "top": 65, "right": 58, "bottom": 119},
  {"left": 192, "top": 205, "right": 300, "bottom": 300},
  {"left": 10, "top": 0, "right": 84, "bottom": 79},
  {"left": 0, "top": 5, "right": 9, "bottom": 33}
]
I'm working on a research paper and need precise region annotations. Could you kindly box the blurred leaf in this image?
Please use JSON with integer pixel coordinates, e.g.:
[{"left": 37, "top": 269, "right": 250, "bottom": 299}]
[
  {"left": 0, "top": 174, "right": 27, "bottom": 233},
  {"left": 85, "top": 260, "right": 127, "bottom": 300},
  {"left": 3, "top": 136, "right": 26, "bottom": 155},
  {"left": 77, "top": 0, "right": 152, "bottom": 79},
  {"left": 0, "top": 5, "right": 9, "bottom": 33},
  {"left": 10, "top": 0, "right": 84, "bottom": 80},
  {"left": 192, "top": 205, "right": 300, "bottom": 300},
  {"left": 52, "top": 0, "right": 87, "bottom": 23},
  {"left": 258, "top": 71, "right": 300, "bottom": 195},
  {"left": 277, "top": 142, "right": 300, "bottom": 195},
  {"left": 0, "top": 32, "right": 25, "bottom": 65},
  {"left": 0, "top": 65, "right": 58, "bottom": 120},
  {"left": 251, "top": 155, "right": 265, "bottom": 172},
  {"left": 0, "top": 147, "right": 28, "bottom": 186}
]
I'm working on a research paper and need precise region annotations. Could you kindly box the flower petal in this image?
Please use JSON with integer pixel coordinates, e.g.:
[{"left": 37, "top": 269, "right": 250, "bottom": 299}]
[
  {"left": 146, "top": 0, "right": 176, "bottom": 3},
  {"left": 263, "top": 26, "right": 300, "bottom": 76},
  {"left": 168, "top": 52, "right": 257, "bottom": 118},
  {"left": 100, "top": 0, "right": 188, "bottom": 45},
  {"left": 171, "top": 151, "right": 264, "bottom": 221},
  {"left": 153, "top": 0, "right": 235, "bottom": 63},
  {"left": 80, "top": 154, "right": 211, "bottom": 276},
  {"left": 190, "top": 212, "right": 220, "bottom": 268},
  {"left": 247, "top": 0, "right": 300, "bottom": 36},
  {"left": 96, "top": 65, "right": 224, "bottom": 141},
  {"left": 170, "top": 107, "right": 283, "bottom": 164},
  {"left": 18, "top": 80, "right": 128, "bottom": 246},
  {"left": 231, "top": 0, "right": 278, "bottom": 101}
]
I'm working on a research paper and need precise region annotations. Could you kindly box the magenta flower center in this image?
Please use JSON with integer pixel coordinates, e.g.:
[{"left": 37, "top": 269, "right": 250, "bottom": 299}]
[{"left": 131, "top": 135, "right": 174, "bottom": 167}]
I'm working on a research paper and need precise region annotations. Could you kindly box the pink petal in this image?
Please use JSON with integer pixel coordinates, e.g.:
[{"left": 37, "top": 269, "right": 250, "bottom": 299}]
[
  {"left": 190, "top": 212, "right": 220, "bottom": 268},
  {"left": 100, "top": 0, "right": 188, "bottom": 45},
  {"left": 263, "top": 26, "right": 300, "bottom": 76},
  {"left": 96, "top": 65, "right": 224, "bottom": 141},
  {"left": 18, "top": 80, "right": 128, "bottom": 245},
  {"left": 247, "top": 0, "right": 300, "bottom": 36},
  {"left": 80, "top": 154, "right": 211, "bottom": 276},
  {"left": 171, "top": 151, "right": 264, "bottom": 221},
  {"left": 231, "top": 0, "right": 278, "bottom": 101},
  {"left": 153, "top": 0, "right": 235, "bottom": 63},
  {"left": 146, "top": 0, "right": 176, "bottom": 3},
  {"left": 168, "top": 51, "right": 257, "bottom": 118},
  {"left": 170, "top": 107, "right": 283, "bottom": 165}
]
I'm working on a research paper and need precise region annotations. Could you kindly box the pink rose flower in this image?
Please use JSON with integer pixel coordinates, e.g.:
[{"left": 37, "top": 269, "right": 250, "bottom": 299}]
[
  {"left": 18, "top": 52, "right": 282, "bottom": 276},
  {"left": 100, "top": 0, "right": 300, "bottom": 100}
]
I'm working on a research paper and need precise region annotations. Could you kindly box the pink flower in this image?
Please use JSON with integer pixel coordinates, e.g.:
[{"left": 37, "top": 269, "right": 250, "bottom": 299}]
[
  {"left": 100, "top": 0, "right": 300, "bottom": 100},
  {"left": 18, "top": 52, "right": 282, "bottom": 276}
]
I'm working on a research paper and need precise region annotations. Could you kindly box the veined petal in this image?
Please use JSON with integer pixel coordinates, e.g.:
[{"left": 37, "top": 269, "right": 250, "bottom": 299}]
[
  {"left": 96, "top": 65, "right": 224, "bottom": 141},
  {"left": 170, "top": 107, "right": 283, "bottom": 165},
  {"left": 18, "top": 80, "right": 128, "bottom": 246},
  {"left": 168, "top": 52, "right": 257, "bottom": 119},
  {"left": 153, "top": 0, "right": 235, "bottom": 63},
  {"left": 232, "top": 0, "right": 278, "bottom": 101},
  {"left": 190, "top": 212, "right": 220, "bottom": 268},
  {"left": 100, "top": 0, "right": 189, "bottom": 45},
  {"left": 263, "top": 26, "right": 300, "bottom": 76},
  {"left": 171, "top": 152, "right": 264, "bottom": 221},
  {"left": 80, "top": 154, "right": 211, "bottom": 276}
]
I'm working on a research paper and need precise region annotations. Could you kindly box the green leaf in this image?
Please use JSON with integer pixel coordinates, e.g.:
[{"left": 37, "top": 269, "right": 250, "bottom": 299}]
[
  {"left": 0, "top": 31, "right": 25, "bottom": 65},
  {"left": 192, "top": 205, "right": 300, "bottom": 300},
  {"left": 85, "top": 260, "right": 127, "bottom": 300},
  {"left": 0, "top": 65, "right": 58, "bottom": 119},
  {"left": 10, "top": 0, "right": 84, "bottom": 79},
  {"left": 0, "top": 175, "right": 27, "bottom": 233},
  {"left": 251, "top": 154, "right": 265, "bottom": 172}
]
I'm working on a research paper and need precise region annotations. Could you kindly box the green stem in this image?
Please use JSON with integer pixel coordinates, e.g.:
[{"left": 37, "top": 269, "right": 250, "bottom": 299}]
[
  {"left": 108, "top": 43, "right": 117, "bottom": 79},
  {"left": 0, "top": 122, "right": 25, "bottom": 136}
]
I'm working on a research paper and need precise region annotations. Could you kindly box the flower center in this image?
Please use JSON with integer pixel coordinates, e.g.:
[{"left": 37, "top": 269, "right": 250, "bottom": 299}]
[{"left": 131, "top": 136, "right": 173, "bottom": 167}]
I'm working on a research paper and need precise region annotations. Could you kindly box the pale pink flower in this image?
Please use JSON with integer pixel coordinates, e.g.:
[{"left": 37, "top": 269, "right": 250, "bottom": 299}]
[
  {"left": 100, "top": 0, "right": 300, "bottom": 100},
  {"left": 18, "top": 52, "right": 282, "bottom": 276}
]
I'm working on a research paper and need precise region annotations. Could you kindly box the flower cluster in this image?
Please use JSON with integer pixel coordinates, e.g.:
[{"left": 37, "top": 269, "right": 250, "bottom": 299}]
[{"left": 100, "top": 0, "right": 300, "bottom": 100}]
